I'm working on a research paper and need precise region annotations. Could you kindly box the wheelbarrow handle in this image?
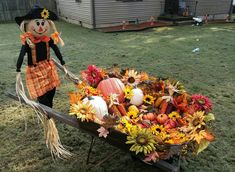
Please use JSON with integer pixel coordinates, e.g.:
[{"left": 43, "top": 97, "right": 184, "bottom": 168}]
[{"left": 52, "top": 58, "right": 81, "bottom": 84}]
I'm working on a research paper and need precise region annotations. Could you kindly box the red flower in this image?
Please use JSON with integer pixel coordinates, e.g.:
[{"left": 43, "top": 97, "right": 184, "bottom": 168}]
[
  {"left": 191, "top": 94, "right": 212, "bottom": 112},
  {"left": 82, "top": 65, "right": 102, "bottom": 86}
]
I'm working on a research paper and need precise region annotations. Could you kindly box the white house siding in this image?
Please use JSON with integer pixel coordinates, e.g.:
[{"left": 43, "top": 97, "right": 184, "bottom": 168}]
[
  {"left": 94, "top": 0, "right": 164, "bottom": 28},
  {"left": 185, "top": 0, "right": 231, "bottom": 19},
  {"left": 56, "top": 0, "right": 93, "bottom": 28}
]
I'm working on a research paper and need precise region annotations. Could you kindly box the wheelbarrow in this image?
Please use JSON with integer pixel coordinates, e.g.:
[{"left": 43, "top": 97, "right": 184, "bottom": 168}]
[{"left": 7, "top": 59, "right": 181, "bottom": 172}]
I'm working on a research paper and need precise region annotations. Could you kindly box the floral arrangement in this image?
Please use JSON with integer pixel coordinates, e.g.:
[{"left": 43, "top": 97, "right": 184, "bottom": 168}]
[{"left": 69, "top": 65, "right": 215, "bottom": 163}]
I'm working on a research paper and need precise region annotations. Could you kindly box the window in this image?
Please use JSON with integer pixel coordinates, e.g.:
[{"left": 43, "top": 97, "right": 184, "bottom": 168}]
[{"left": 75, "top": 0, "right": 81, "bottom": 2}]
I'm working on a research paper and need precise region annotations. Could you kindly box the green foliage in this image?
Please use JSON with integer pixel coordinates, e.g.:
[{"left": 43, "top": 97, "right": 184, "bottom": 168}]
[
  {"left": 1, "top": 21, "right": 235, "bottom": 171},
  {"left": 204, "top": 113, "right": 215, "bottom": 122},
  {"left": 196, "top": 139, "right": 210, "bottom": 155}
]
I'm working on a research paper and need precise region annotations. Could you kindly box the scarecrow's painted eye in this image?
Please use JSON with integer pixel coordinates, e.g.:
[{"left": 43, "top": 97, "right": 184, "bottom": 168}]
[
  {"left": 36, "top": 21, "right": 40, "bottom": 26},
  {"left": 41, "top": 21, "right": 45, "bottom": 26}
]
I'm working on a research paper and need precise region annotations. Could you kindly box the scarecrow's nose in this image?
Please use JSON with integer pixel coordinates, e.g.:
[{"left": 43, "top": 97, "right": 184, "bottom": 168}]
[{"left": 38, "top": 26, "right": 43, "bottom": 32}]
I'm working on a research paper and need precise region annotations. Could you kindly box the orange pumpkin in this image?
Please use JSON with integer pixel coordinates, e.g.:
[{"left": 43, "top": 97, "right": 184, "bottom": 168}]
[
  {"left": 143, "top": 113, "right": 156, "bottom": 121},
  {"left": 97, "top": 78, "right": 125, "bottom": 103},
  {"left": 156, "top": 114, "right": 168, "bottom": 124}
]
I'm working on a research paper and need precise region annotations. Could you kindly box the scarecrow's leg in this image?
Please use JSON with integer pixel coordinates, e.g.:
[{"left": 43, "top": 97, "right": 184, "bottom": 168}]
[
  {"left": 47, "top": 87, "right": 56, "bottom": 108},
  {"left": 37, "top": 87, "right": 56, "bottom": 108}
]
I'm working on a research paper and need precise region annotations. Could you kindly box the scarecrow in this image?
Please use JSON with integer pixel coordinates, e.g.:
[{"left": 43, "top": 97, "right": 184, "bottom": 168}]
[{"left": 15, "top": 6, "right": 71, "bottom": 158}]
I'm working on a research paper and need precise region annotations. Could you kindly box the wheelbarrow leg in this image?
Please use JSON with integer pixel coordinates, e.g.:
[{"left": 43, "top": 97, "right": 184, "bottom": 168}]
[{"left": 86, "top": 136, "right": 95, "bottom": 164}]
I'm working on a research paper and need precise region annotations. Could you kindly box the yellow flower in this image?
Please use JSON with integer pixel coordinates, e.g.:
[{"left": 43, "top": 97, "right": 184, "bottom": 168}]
[
  {"left": 143, "top": 94, "right": 155, "bottom": 105},
  {"left": 159, "top": 131, "right": 168, "bottom": 141},
  {"left": 180, "top": 111, "right": 206, "bottom": 133},
  {"left": 123, "top": 69, "right": 140, "bottom": 86},
  {"left": 190, "top": 130, "right": 207, "bottom": 144},
  {"left": 168, "top": 111, "right": 181, "bottom": 121},
  {"left": 139, "top": 72, "right": 149, "bottom": 82},
  {"left": 127, "top": 110, "right": 138, "bottom": 119},
  {"left": 150, "top": 124, "right": 165, "bottom": 135},
  {"left": 119, "top": 117, "right": 134, "bottom": 134},
  {"left": 171, "top": 132, "right": 189, "bottom": 144},
  {"left": 126, "top": 128, "right": 157, "bottom": 155},
  {"left": 124, "top": 86, "right": 134, "bottom": 99},
  {"left": 41, "top": 9, "right": 49, "bottom": 19},
  {"left": 69, "top": 102, "right": 95, "bottom": 122},
  {"left": 188, "top": 111, "right": 206, "bottom": 131},
  {"left": 165, "top": 139, "right": 174, "bottom": 144},
  {"left": 150, "top": 125, "right": 168, "bottom": 141}
]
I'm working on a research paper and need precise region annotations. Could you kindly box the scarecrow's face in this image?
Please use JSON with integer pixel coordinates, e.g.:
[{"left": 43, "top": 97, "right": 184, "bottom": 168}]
[{"left": 27, "top": 19, "right": 50, "bottom": 37}]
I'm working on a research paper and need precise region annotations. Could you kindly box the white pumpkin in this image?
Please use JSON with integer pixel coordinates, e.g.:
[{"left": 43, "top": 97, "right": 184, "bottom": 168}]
[
  {"left": 83, "top": 96, "right": 108, "bottom": 120},
  {"left": 130, "top": 88, "right": 144, "bottom": 106}
]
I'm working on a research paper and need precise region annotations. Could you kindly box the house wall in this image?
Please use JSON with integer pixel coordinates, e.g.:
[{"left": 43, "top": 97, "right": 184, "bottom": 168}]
[
  {"left": 185, "top": 0, "right": 231, "bottom": 19},
  {"left": 56, "top": 0, "right": 93, "bottom": 28},
  {"left": 94, "top": 0, "right": 164, "bottom": 28},
  {"left": 55, "top": 0, "right": 232, "bottom": 29},
  {"left": 0, "top": 0, "right": 56, "bottom": 22}
]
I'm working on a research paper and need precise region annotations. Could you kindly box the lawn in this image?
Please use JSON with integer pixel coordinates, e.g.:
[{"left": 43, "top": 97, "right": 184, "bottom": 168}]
[{"left": 0, "top": 21, "right": 235, "bottom": 172}]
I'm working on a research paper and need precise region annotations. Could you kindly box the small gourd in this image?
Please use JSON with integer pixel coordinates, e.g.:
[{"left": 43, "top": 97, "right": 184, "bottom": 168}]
[{"left": 130, "top": 88, "right": 144, "bottom": 106}]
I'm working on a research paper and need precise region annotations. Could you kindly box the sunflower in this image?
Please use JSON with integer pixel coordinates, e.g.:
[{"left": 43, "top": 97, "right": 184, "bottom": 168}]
[
  {"left": 187, "top": 111, "right": 206, "bottom": 132},
  {"left": 150, "top": 124, "right": 165, "bottom": 135},
  {"left": 150, "top": 124, "right": 168, "bottom": 141},
  {"left": 69, "top": 102, "right": 95, "bottom": 122},
  {"left": 124, "top": 86, "right": 134, "bottom": 99},
  {"left": 127, "top": 110, "right": 138, "bottom": 119},
  {"left": 143, "top": 94, "right": 155, "bottom": 105},
  {"left": 123, "top": 69, "right": 140, "bottom": 86},
  {"left": 168, "top": 111, "right": 181, "bottom": 121},
  {"left": 41, "top": 9, "right": 49, "bottom": 19},
  {"left": 126, "top": 128, "right": 157, "bottom": 155},
  {"left": 118, "top": 117, "right": 135, "bottom": 134}
]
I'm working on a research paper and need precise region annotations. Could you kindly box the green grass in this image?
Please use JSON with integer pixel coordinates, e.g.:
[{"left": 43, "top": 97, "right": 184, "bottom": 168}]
[{"left": 0, "top": 21, "right": 235, "bottom": 172}]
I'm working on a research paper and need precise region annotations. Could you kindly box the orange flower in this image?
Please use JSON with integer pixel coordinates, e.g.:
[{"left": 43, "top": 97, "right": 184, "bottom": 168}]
[
  {"left": 51, "top": 32, "right": 60, "bottom": 44},
  {"left": 139, "top": 72, "right": 149, "bottom": 82},
  {"left": 69, "top": 92, "right": 82, "bottom": 104}
]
